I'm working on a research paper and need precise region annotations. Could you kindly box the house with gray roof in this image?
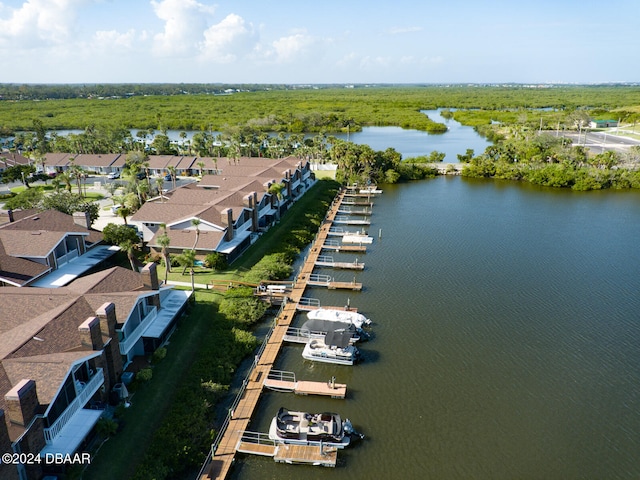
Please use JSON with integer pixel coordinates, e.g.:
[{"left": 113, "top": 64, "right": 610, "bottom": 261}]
[
  {"left": 131, "top": 156, "right": 314, "bottom": 263},
  {"left": 0, "top": 209, "right": 105, "bottom": 287},
  {"left": 0, "top": 263, "right": 190, "bottom": 480}
]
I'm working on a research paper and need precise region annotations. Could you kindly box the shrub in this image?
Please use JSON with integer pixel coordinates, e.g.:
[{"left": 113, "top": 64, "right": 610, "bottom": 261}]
[
  {"left": 219, "top": 287, "right": 268, "bottom": 325},
  {"left": 204, "top": 252, "right": 227, "bottom": 271},
  {"left": 150, "top": 347, "right": 167, "bottom": 365},
  {"left": 96, "top": 417, "right": 118, "bottom": 437},
  {"left": 137, "top": 368, "right": 153, "bottom": 382}
]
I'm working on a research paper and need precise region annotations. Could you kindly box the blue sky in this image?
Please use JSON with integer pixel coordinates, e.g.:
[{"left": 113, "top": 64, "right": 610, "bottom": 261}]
[{"left": 0, "top": 0, "right": 638, "bottom": 84}]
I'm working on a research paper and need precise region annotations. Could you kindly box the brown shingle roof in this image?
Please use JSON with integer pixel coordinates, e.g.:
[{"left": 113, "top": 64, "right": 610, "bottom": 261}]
[
  {"left": 0, "top": 230, "right": 68, "bottom": 257},
  {"left": 43, "top": 153, "right": 74, "bottom": 167},
  {"left": 148, "top": 228, "right": 225, "bottom": 252},
  {"left": 0, "top": 152, "right": 31, "bottom": 167},
  {"left": 3, "top": 352, "right": 99, "bottom": 405},
  {"left": 0, "top": 254, "right": 51, "bottom": 286},
  {"left": 175, "top": 156, "right": 196, "bottom": 170},
  {"left": 130, "top": 202, "right": 206, "bottom": 224},
  {"left": 146, "top": 155, "right": 175, "bottom": 170},
  {"left": 72, "top": 154, "right": 121, "bottom": 168}
]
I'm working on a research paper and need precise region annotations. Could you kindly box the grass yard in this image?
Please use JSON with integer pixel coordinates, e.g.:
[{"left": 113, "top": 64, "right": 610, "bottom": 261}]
[
  {"left": 85, "top": 179, "right": 340, "bottom": 479},
  {"left": 84, "top": 290, "right": 219, "bottom": 480}
]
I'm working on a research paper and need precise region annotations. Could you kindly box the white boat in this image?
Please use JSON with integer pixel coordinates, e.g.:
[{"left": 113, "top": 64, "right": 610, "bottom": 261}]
[
  {"left": 302, "top": 331, "right": 360, "bottom": 365},
  {"left": 268, "top": 407, "right": 363, "bottom": 448},
  {"left": 306, "top": 308, "right": 371, "bottom": 328},
  {"left": 359, "top": 186, "right": 382, "bottom": 194}
]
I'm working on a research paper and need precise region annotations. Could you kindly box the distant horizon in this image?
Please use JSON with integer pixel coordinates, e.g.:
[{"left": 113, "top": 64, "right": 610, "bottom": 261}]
[
  {"left": 2, "top": 82, "right": 639, "bottom": 87},
  {"left": 1, "top": 1, "right": 638, "bottom": 85}
]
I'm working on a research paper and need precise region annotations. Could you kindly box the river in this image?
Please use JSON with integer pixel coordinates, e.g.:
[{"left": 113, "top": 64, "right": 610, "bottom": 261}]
[
  {"left": 51, "top": 110, "right": 492, "bottom": 162},
  {"left": 229, "top": 178, "right": 640, "bottom": 480},
  {"left": 223, "top": 110, "right": 640, "bottom": 478}
]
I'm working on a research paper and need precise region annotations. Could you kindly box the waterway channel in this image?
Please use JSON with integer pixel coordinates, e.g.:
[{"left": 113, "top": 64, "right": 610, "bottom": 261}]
[{"left": 229, "top": 177, "right": 640, "bottom": 480}]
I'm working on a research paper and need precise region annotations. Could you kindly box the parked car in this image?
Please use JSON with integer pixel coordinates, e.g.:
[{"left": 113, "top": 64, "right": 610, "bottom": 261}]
[
  {"left": 164, "top": 173, "right": 172, "bottom": 181},
  {"left": 107, "top": 171, "right": 120, "bottom": 179}
]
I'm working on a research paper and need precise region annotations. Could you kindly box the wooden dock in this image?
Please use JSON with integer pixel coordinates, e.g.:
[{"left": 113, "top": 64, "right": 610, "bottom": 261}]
[
  {"left": 333, "top": 215, "right": 370, "bottom": 226},
  {"left": 315, "top": 255, "right": 364, "bottom": 270},
  {"left": 336, "top": 207, "right": 372, "bottom": 216},
  {"left": 322, "top": 239, "right": 367, "bottom": 253},
  {"left": 307, "top": 273, "right": 363, "bottom": 291},
  {"left": 263, "top": 370, "right": 347, "bottom": 398},
  {"left": 341, "top": 199, "right": 374, "bottom": 207},
  {"left": 198, "top": 187, "right": 369, "bottom": 480},
  {"left": 235, "top": 432, "right": 338, "bottom": 467}
]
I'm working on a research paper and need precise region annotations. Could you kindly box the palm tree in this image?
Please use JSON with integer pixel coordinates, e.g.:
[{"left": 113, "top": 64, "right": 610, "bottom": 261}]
[
  {"left": 167, "top": 165, "right": 177, "bottom": 189},
  {"left": 155, "top": 176, "right": 165, "bottom": 202},
  {"left": 197, "top": 161, "right": 205, "bottom": 176},
  {"left": 117, "top": 206, "right": 131, "bottom": 225},
  {"left": 120, "top": 239, "right": 139, "bottom": 271},
  {"left": 157, "top": 223, "right": 171, "bottom": 283},
  {"left": 191, "top": 218, "right": 201, "bottom": 251},
  {"left": 177, "top": 249, "right": 197, "bottom": 292},
  {"left": 58, "top": 171, "right": 72, "bottom": 192}
]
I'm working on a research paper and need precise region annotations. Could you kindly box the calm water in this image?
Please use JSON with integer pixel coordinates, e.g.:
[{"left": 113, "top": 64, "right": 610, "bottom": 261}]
[
  {"left": 229, "top": 178, "right": 640, "bottom": 480},
  {"left": 333, "top": 109, "right": 492, "bottom": 161},
  {"left": 52, "top": 110, "right": 492, "bottom": 162}
]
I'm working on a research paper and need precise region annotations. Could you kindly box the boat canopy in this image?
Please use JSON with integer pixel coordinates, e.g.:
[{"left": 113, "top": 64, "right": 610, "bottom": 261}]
[
  {"left": 324, "top": 329, "right": 353, "bottom": 348},
  {"left": 300, "top": 318, "right": 356, "bottom": 336}
]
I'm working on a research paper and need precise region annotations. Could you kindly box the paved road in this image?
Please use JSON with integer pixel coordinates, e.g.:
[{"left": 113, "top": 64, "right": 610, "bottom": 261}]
[{"left": 556, "top": 131, "right": 640, "bottom": 155}]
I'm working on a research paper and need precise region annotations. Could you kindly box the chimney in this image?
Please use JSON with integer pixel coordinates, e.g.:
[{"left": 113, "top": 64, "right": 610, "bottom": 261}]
[
  {"left": 221, "top": 208, "right": 234, "bottom": 242},
  {"left": 96, "top": 303, "right": 123, "bottom": 391},
  {"left": 78, "top": 316, "right": 103, "bottom": 350},
  {"left": 251, "top": 192, "right": 259, "bottom": 232},
  {"left": 284, "top": 178, "right": 292, "bottom": 198},
  {"left": 5, "top": 380, "right": 39, "bottom": 426},
  {"left": 73, "top": 210, "right": 91, "bottom": 229},
  {"left": 140, "top": 263, "right": 161, "bottom": 308},
  {"left": 243, "top": 192, "right": 253, "bottom": 209},
  {"left": 141, "top": 262, "right": 159, "bottom": 290}
]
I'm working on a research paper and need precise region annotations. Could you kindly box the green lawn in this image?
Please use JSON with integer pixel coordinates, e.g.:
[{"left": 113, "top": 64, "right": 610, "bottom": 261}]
[
  {"left": 85, "top": 179, "right": 340, "bottom": 479},
  {"left": 84, "top": 290, "right": 220, "bottom": 480},
  {"left": 156, "top": 179, "right": 341, "bottom": 284}
]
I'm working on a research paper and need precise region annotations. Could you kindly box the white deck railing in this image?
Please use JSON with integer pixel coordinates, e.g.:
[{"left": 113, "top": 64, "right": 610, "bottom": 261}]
[
  {"left": 119, "top": 306, "right": 157, "bottom": 355},
  {"left": 44, "top": 368, "right": 104, "bottom": 443}
]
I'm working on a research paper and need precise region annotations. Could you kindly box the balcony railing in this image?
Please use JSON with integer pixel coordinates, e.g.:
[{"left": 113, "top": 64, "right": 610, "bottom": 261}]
[
  {"left": 56, "top": 248, "right": 79, "bottom": 267},
  {"left": 44, "top": 368, "right": 104, "bottom": 444},
  {"left": 119, "top": 306, "right": 157, "bottom": 355}
]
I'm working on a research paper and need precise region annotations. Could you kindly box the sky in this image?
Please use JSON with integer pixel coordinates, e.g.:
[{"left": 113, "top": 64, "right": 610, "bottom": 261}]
[{"left": 0, "top": 0, "right": 638, "bottom": 85}]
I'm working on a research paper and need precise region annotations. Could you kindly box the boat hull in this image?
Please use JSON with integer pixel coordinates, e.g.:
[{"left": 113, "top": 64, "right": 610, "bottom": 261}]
[
  {"left": 306, "top": 308, "right": 371, "bottom": 328},
  {"left": 302, "top": 340, "right": 358, "bottom": 365}
]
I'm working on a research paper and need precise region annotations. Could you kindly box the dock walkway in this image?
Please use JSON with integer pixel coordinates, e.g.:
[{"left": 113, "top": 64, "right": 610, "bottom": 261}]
[{"left": 199, "top": 188, "right": 352, "bottom": 480}]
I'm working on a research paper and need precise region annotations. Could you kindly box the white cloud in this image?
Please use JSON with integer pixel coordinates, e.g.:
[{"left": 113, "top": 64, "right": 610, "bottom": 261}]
[
  {"left": 0, "top": 0, "right": 86, "bottom": 48},
  {"left": 271, "top": 31, "right": 314, "bottom": 63},
  {"left": 151, "top": 0, "right": 216, "bottom": 57},
  {"left": 200, "top": 13, "right": 257, "bottom": 62},
  {"left": 93, "top": 29, "right": 137, "bottom": 49}
]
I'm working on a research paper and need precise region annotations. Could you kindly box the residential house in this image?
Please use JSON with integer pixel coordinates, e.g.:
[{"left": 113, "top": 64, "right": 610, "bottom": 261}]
[
  {"left": 131, "top": 156, "right": 314, "bottom": 263},
  {"left": 0, "top": 152, "right": 31, "bottom": 174},
  {"left": 0, "top": 263, "right": 190, "bottom": 480},
  {"left": 0, "top": 209, "right": 104, "bottom": 287},
  {"left": 71, "top": 154, "right": 122, "bottom": 175}
]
